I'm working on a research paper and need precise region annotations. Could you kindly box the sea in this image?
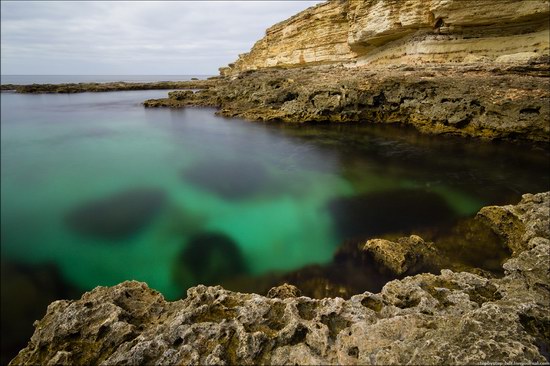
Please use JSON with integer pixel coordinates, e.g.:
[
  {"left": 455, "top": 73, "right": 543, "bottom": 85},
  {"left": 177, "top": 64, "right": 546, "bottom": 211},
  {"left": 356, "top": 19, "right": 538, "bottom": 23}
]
[
  {"left": 1, "top": 74, "right": 549, "bottom": 362},
  {"left": 1, "top": 74, "right": 210, "bottom": 85}
]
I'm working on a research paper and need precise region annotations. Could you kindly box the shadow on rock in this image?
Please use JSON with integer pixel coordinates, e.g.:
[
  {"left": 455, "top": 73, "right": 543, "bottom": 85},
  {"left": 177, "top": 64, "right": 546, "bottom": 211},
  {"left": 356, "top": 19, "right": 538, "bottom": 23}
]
[
  {"left": 174, "top": 232, "right": 248, "bottom": 287},
  {"left": 328, "top": 189, "right": 454, "bottom": 240},
  {"left": 182, "top": 159, "right": 268, "bottom": 200},
  {"left": 65, "top": 188, "right": 166, "bottom": 240}
]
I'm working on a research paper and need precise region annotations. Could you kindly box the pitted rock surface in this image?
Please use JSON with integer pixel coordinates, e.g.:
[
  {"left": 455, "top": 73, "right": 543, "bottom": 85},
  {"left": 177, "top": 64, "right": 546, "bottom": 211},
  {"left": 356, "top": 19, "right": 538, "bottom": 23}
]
[
  {"left": 145, "top": 62, "right": 550, "bottom": 142},
  {"left": 10, "top": 193, "right": 550, "bottom": 365}
]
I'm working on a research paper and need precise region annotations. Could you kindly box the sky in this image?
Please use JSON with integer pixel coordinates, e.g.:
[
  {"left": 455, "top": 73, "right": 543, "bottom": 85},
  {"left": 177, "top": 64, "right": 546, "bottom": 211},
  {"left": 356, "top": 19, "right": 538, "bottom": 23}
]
[{"left": 1, "top": 1, "right": 322, "bottom": 75}]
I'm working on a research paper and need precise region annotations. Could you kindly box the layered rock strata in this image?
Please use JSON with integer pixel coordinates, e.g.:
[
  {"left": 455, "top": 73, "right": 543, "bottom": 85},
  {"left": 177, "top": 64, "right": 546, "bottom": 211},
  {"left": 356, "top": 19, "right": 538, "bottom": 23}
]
[
  {"left": 220, "top": 0, "right": 550, "bottom": 75},
  {"left": 143, "top": 0, "right": 550, "bottom": 143},
  {"left": 10, "top": 192, "right": 550, "bottom": 365}
]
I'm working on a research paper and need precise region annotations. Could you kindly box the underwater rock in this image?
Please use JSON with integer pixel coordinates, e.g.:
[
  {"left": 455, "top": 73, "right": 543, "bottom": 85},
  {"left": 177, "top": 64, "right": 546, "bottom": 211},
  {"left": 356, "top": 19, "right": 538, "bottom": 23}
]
[
  {"left": 9, "top": 192, "right": 550, "bottom": 365},
  {"left": 328, "top": 189, "right": 454, "bottom": 240},
  {"left": 175, "top": 232, "right": 247, "bottom": 286},
  {"left": 65, "top": 188, "right": 166, "bottom": 240},
  {"left": 183, "top": 159, "right": 268, "bottom": 200},
  {"left": 1, "top": 261, "right": 78, "bottom": 366}
]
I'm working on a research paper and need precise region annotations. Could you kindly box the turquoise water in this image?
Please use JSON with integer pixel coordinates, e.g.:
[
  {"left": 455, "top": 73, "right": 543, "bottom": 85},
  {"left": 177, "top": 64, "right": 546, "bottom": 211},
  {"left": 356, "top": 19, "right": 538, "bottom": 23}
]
[{"left": 1, "top": 90, "right": 549, "bottom": 300}]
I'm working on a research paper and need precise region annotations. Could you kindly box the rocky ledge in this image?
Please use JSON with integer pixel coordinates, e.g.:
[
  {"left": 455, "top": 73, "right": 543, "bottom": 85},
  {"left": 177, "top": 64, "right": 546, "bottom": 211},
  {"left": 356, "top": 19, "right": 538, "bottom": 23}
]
[
  {"left": 0, "top": 79, "right": 216, "bottom": 94},
  {"left": 143, "top": 0, "right": 549, "bottom": 143},
  {"left": 144, "top": 59, "right": 550, "bottom": 142},
  {"left": 10, "top": 192, "right": 550, "bottom": 365}
]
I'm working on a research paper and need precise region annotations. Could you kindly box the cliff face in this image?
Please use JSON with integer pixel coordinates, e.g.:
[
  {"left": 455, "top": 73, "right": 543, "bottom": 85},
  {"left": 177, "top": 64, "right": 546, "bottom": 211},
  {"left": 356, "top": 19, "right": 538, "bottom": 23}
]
[
  {"left": 219, "top": 0, "right": 355, "bottom": 77},
  {"left": 10, "top": 193, "right": 550, "bottom": 365},
  {"left": 220, "top": 0, "right": 550, "bottom": 75}
]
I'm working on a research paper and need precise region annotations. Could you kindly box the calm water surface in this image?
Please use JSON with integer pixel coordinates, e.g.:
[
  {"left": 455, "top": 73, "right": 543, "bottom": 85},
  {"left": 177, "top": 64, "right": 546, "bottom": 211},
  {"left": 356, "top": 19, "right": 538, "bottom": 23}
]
[{"left": 1, "top": 90, "right": 549, "bottom": 300}]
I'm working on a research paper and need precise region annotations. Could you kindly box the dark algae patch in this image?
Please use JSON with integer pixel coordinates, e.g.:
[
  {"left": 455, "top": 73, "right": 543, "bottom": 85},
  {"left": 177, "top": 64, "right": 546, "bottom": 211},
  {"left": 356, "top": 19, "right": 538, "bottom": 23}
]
[
  {"left": 182, "top": 159, "right": 269, "bottom": 200},
  {"left": 65, "top": 188, "right": 167, "bottom": 240},
  {"left": 328, "top": 189, "right": 455, "bottom": 240},
  {"left": 174, "top": 232, "right": 248, "bottom": 286}
]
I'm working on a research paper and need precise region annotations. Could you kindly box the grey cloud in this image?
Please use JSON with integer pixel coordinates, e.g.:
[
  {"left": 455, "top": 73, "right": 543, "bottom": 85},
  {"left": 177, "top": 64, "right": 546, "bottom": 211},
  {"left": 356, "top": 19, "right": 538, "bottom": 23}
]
[{"left": 1, "top": 1, "right": 322, "bottom": 75}]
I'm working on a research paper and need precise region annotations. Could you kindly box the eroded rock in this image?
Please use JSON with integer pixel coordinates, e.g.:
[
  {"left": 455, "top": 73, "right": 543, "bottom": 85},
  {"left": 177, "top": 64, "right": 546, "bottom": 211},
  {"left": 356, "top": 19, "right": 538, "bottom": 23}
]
[
  {"left": 477, "top": 192, "right": 550, "bottom": 254},
  {"left": 146, "top": 61, "right": 550, "bottom": 142},
  {"left": 10, "top": 192, "right": 550, "bottom": 365},
  {"left": 220, "top": 0, "right": 549, "bottom": 74},
  {"left": 362, "top": 235, "right": 440, "bottom": 276}
]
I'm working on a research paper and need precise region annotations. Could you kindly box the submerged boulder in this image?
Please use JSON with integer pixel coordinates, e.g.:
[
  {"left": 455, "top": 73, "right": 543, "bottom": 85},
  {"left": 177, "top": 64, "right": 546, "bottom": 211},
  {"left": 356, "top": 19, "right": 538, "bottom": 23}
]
[
  {"left": 65, "top": 188, "right": 166, "bottom": 240},
  {"left": 174, "top": 232, "right": 247, "bottom": 286},
  {"left": 328, "top": 189, "right": 454, "bottom": 240},
  {"left": 183, "top": 159, "right": 268, "bottom": 200},
  {"left": 1, "top": 261, "right": 78, "bottom": 366}
]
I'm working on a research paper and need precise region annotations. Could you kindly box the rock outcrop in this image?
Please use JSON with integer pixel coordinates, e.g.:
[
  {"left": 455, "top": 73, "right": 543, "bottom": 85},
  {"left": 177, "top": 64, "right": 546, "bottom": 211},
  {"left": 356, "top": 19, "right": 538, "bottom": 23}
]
[
  {"left": 362, "top": 235, "right": 441, "bottom": 276},
  {"left": 144, "top": 61, "right": 550, "bottom": 142},
  {"left": 10, "top": 192, "right": 550, "bottom": 365},
  {"left": 220, "top": 0, "right": 550, "bottom": 75},
  {"left": 0, "top": 80, "right": 215, "bottom": 94}
]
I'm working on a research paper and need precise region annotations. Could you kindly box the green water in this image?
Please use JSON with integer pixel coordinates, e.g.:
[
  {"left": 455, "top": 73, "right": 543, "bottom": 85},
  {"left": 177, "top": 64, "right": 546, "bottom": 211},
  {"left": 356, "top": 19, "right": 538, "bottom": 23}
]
[{"left": 1, "top": 90, "right": 549, "bottom": 300}]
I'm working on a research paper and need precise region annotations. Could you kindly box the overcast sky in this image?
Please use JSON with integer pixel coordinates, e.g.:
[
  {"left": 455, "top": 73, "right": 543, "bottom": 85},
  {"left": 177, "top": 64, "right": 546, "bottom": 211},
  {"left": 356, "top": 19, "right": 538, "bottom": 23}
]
[{"left": 1, "top": 1, "right": 322, "bottom": 75}]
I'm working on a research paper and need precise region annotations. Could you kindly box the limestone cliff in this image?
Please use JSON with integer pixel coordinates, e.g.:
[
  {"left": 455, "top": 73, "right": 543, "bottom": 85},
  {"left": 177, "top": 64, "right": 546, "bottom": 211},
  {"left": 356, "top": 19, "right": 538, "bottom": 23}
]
[
  {"left": 220, "top": 0, "right": 550, "bottom": 75},
  {"left": 10, "top": 193, "right": 550, "bottom": 365}
]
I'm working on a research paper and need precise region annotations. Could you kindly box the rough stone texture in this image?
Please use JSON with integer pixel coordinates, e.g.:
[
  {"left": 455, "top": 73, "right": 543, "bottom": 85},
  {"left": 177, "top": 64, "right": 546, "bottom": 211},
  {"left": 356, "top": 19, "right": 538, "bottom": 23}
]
[
  {"left": 10, "top": 192, "right": 550, "bottom": 365},
  {"left": 478, "top": 191, "right": 550, "bottom": 254},
  {"left": 220, "top": 0, "right": 549, "bottom": 75},
  {"left": 219, "top": 0, "right": 355, "bottom": 77},
  {"left": 267, "top": 284, "right": 302, "bottom": 300},
  {"left": 145, "top": 61, "right": 550, "bottom": 142},
  {"left": 362, "top": 235, "right": 440, "bottom": 276}
]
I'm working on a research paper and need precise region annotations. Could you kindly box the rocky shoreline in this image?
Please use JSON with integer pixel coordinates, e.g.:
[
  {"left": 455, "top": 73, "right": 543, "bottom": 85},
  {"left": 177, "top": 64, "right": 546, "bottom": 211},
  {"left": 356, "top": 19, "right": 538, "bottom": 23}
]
[
  {"left": 143, "top": 59, "right": 550, "bottom": 142},
  {"left": 0, "top": 79, "right": 215, "bottom": 94},
  {"left": 10, "top": 192, "right": 550, "bottom": 365},
  {"left": 6, "top": 0, "right": 550, "bottom": 363}
]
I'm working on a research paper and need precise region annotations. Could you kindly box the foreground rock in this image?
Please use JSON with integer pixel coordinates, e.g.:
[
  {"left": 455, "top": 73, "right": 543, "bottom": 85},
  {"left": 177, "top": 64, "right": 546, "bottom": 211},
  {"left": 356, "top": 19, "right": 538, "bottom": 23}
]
[
  {"left": 10, "top": 192, "right": 550, "bottom": 365},
  {"left": 362, "top": 235, "right": 441, "bottom": 276}
]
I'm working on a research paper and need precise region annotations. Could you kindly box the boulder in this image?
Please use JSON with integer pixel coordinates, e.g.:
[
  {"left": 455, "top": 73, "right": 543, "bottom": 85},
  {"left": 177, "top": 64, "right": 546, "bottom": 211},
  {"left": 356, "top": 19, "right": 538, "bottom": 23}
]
[{"left": 362, "top": 235, "right": 440, "bottom": 276}]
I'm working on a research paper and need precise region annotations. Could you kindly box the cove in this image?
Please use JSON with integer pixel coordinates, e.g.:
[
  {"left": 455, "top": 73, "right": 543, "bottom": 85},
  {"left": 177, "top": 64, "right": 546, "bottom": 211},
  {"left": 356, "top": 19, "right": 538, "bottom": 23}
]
[{"left": 1, "top": 90, "right": 548, "bottom": 300}]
